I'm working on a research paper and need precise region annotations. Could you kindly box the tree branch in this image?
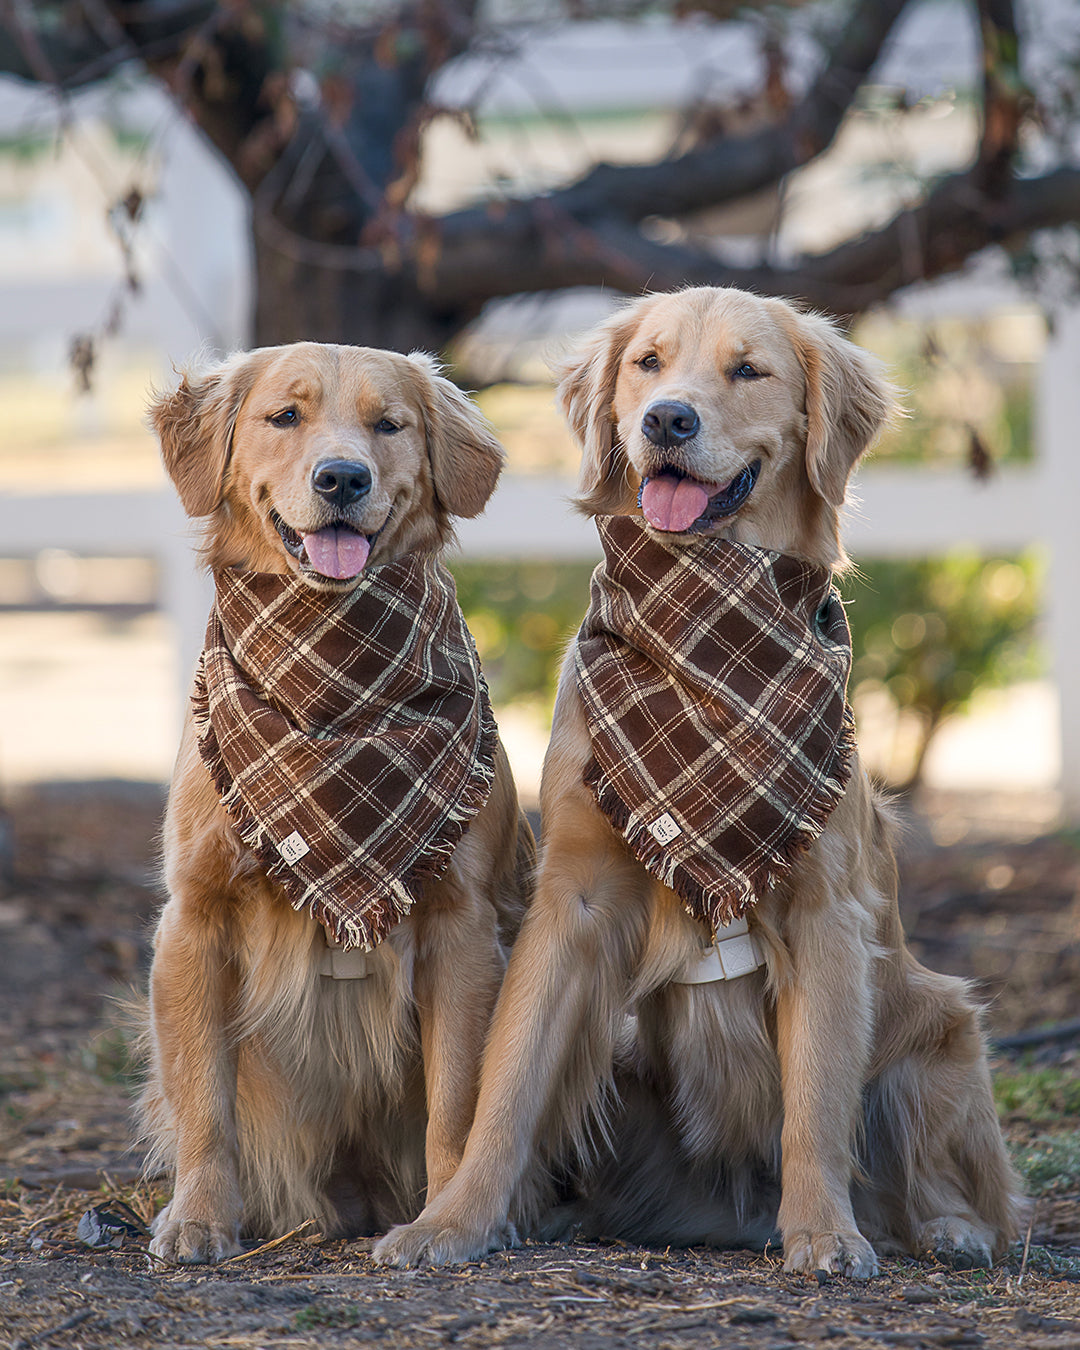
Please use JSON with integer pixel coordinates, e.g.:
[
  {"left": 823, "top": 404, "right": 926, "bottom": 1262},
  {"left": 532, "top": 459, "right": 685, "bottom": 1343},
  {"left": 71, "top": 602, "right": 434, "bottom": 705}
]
[
  {"left": 973, "top": 0, "right": 1026, "bottom": 196},
  {"left": 0, "top": 1, "right": 216, "bottom": 88},
  {"left": 247, "top": 163, "right": 1080, "bottom": 319},
  {"left": 479, "top": 168, "right": 1080, "bottom": 311},
  {"left": 542, "top": 0, "right": 912, "bottom": 223}
]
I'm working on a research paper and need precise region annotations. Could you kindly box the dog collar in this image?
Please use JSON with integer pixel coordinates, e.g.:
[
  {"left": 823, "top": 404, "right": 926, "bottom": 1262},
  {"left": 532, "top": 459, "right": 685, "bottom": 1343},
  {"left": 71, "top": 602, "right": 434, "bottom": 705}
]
[
  {"left": 671, "top": 915, "right": 765, "bottom": 984},
  {"left": 318, "top": 928, "right": 374, "bottom": 980}
]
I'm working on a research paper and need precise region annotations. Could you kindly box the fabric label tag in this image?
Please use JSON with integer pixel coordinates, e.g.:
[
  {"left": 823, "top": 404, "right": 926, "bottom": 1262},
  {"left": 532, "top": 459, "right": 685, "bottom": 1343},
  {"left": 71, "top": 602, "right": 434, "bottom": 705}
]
[
  {"left": 649, "top": 813, "right": 682, "bottom": 845},
  {"left": 278, "top": 831, "right": 310, "bottom": 864}
]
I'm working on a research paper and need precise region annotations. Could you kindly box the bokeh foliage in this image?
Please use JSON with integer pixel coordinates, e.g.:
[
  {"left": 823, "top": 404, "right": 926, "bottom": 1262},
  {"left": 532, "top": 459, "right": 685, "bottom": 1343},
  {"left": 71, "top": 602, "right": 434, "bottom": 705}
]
[
  {"left": 453, "top": 549, "right": 1042, "bottom": 790},
  {"left": 841, "top": 551, "right": 1042, "bottom": 786},
  {"left": 855, "top": 311, "right": 1044, "bottom": 470},
  {"left": 450, "top": 560, "right": 595, "bottom": 709}
]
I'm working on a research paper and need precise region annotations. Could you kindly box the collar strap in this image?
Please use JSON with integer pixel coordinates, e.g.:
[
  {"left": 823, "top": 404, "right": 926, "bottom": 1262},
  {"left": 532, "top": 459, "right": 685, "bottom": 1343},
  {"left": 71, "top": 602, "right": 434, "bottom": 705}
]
[
  {"left": 318, "top": 927, "right": 374, "bottom": 979},
  {"left": 671, "top": 915, "right": 765, "bottom": 984}
]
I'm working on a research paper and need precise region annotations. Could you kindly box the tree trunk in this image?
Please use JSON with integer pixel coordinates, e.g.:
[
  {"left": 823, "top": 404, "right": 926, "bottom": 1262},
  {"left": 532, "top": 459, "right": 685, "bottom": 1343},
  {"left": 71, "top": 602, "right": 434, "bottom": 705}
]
[{"left": 252, "top": 231, "right": 467, "bottom": 355}]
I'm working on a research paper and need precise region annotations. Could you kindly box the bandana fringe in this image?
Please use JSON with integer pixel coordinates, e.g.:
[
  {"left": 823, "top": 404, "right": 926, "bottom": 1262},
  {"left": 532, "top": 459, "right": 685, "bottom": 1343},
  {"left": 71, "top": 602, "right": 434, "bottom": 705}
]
[
  {"left": 585, "top": 723, "right": 858, "bottom": 934},
  {"left": 584, "top": 760, "right": 750, "bottom": 930},
  {"left": 577, "top": 516, "right": 857, "bottom": 932},
  {"left": 191, "top": 558, "right": 497, "bottom": 952},
  {"left": 587, "top": 708, "right": 856, "bottom": 934}
]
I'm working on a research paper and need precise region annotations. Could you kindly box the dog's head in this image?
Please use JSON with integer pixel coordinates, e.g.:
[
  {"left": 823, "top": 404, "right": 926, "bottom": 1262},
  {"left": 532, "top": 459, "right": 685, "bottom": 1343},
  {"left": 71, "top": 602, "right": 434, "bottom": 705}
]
[
  {"left": 556, "top": 287, "right": 897, "bottom": 566},
  {"left": 150, "top": 343, "right": 504, "bottom": 587}
]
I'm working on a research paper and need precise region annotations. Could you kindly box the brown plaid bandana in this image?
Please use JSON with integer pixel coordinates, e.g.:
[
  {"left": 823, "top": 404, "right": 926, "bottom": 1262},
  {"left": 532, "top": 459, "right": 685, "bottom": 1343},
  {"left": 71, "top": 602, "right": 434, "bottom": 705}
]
[
  {"left": 575, "top": 514, "right": 856, "bottom": 933},
  {"left": 193, "top": 555, "right": 497, "bottom": 951}
]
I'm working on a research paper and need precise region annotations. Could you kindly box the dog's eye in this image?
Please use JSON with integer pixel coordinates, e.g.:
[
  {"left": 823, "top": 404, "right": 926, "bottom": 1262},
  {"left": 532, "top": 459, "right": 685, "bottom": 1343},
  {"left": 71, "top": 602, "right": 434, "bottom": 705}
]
[
  {"left": 375, "top": 418, "right": 400, "bottom": 434},
  {"left": 732, "top": 363, "right": 765, "bottom": 380},
  {"left": 268, "top": 408, "right": 300, "bottom": 428},
  {"left": 637, "top": 354, "right": 660, "bottom": 371}
]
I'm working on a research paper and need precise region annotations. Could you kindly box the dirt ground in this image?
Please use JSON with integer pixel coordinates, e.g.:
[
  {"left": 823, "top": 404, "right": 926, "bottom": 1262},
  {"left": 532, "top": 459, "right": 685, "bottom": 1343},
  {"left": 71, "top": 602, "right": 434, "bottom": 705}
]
[{"left": 1, "top": 783, "right": 1078, "bottom": 1350}]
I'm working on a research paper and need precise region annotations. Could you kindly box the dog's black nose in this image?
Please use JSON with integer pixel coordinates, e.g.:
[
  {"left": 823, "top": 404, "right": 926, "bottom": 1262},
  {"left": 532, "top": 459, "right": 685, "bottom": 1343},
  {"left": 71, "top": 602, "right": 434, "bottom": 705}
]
[
  {"left": 641, "top": 401, "right": 700, "bottom": 448},
  {"left": 312, "top": 459, "right": 372, "bottom": 507}
]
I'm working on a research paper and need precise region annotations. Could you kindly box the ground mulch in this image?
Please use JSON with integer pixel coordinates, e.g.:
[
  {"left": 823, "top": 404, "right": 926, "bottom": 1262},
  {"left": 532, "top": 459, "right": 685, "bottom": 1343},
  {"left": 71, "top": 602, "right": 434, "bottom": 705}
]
[{"left": 1, "top": 783, "right": 1078, "bottom": 1349}]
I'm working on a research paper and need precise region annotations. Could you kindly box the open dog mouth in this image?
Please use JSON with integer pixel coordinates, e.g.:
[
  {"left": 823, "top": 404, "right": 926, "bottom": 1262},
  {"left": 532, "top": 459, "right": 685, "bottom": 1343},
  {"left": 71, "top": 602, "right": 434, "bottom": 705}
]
[
  {"left": 638, "top": 460, "right": 761, "bottom": 534},
  {"left": 271, "top": 511, "right": 381, "bottom": 581}
]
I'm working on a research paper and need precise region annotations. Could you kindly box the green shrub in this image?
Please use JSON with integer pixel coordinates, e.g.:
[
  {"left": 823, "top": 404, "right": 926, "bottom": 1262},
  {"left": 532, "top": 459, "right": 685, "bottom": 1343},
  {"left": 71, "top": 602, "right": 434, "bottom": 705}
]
[
  {"left": 842, "top": 551, "right": 1042, "bottom": 786},
  {"left": 450, "top": 560, "right": 594, "bottom": 708},
  {"left": 994, "top": 1067, "right": 1080, "bottom": 1121}
]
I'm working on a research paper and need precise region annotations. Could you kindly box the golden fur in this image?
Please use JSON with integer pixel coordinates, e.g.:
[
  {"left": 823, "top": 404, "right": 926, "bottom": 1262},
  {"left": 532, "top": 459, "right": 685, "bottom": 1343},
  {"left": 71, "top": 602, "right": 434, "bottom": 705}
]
[
  {"left": 375, "top": 288, "right": 1021, "bottom": 1277},
  {"left": 141, "top": 342, "right": 534, "bottom": 1264}
]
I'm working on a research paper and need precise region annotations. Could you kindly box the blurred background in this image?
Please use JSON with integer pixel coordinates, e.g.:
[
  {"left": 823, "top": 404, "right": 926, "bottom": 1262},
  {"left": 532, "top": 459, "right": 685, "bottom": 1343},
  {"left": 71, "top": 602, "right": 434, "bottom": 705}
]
[
  {"left": 0, "top": 0, "right": 1077, "bottom": 824},
  {"left": 1, "top": 0, "right": 1080, "bottom": 1262}
]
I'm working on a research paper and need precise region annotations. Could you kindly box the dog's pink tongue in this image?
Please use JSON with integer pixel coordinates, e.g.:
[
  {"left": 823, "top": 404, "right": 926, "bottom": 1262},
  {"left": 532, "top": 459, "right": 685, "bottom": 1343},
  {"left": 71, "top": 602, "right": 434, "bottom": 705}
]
[
  {"left": 302, "top": 527, "right": 371, "bottom": 579},
  {"left": 640, "top": 474, "right": 711, "bottom": 533}
]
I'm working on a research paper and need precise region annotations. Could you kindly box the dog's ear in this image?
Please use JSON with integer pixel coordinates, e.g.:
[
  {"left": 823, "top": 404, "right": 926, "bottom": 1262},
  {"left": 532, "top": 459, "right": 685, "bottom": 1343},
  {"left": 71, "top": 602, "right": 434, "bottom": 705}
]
[
  {"left": 408, "top": 354, "right": 504, "bottom": 518},
  {"left": 149, "top": 351, "right": 265, "bottom": 518},
  {"left": 776, "top": 306, "right": 899, "bottom": 507},
  {"left": 556, "top": 303, "right": 645, "bottom": 517}
]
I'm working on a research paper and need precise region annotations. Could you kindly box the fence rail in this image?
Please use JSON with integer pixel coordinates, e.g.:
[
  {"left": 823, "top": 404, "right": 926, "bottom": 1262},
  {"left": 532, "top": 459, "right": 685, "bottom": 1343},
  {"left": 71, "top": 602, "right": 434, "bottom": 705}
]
[{"left": 3, "top": 311, "right": 1077, "bottom": 810}]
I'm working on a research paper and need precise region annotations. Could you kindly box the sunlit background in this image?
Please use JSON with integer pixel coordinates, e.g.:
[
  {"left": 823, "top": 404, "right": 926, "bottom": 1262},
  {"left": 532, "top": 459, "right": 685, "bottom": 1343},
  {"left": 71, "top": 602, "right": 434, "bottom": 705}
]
[{"left": 0, "top": 3, "right": 1074, "bottom": 838}]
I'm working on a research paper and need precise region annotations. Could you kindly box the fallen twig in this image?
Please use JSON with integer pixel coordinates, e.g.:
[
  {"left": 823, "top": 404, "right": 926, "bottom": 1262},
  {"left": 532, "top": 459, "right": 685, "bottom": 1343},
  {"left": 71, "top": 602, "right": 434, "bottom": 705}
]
[
  {"left": 1017, "top": 1201, "right": 1037, "bottom": 1289},
  {"left": 221, "top": 1219, "right": 317, "bottom": 1264},
  {"left": 12, "top": 1309, "right": 92, "bottom": 1350},
  {"left": 991, "top": 1018, "right": 1080, "bottom": 1052}
]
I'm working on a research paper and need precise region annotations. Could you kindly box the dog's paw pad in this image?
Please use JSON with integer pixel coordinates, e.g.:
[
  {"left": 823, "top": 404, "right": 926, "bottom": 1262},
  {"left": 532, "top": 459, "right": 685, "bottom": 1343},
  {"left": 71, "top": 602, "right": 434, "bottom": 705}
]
[
  {"left": 917, "top": 1218, "right": 993, "bottom": 1271},
  {"left": 373, "top": 1219, "right": 517, "bottom": 1269},
  {"left": 783, "top": 1230, "right": 879, "bottom": 1280},
  {"left": 149, "top": 1212, "right": 241, "bottom": 1265}
]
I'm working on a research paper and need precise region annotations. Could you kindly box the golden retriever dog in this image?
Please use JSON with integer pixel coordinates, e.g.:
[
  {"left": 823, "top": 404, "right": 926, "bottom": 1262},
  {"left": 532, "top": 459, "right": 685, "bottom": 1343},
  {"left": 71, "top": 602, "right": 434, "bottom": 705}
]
[
  {"left": 375, "top": 288, "right": 1021, "bottom": 1277},
  {"left": 141, "top": 342, "right": 534, "bottom": 1264}
]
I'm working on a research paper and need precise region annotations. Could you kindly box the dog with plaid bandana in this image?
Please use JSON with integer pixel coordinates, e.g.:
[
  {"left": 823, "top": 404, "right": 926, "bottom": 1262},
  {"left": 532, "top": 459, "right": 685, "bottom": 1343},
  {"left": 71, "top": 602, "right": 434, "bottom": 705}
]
[
  {"left": 378, "top": 288, "right": 1020, "bottom": 1278},
  {"left": 141, "top": 343, "right": 533, "bottom": 1264}
]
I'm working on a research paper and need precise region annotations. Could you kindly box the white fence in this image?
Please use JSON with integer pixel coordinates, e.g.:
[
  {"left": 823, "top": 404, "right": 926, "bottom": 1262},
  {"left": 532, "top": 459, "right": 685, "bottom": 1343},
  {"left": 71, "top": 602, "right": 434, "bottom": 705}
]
[{"left": 3, "top": 308, "right": 1078, "bottom": 810}]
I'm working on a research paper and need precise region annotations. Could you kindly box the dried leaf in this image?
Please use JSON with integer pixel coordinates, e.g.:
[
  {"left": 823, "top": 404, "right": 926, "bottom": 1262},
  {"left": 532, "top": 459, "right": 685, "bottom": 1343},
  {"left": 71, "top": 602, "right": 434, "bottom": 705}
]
[
  {"left": 69, "top": 334, "right": 95, "bottom": 394},
  {"left": 967, "top": 429, "right": 994, "bottom": 481},
  {"left": 77, "top": 1203, "right": 146, "bottom": 1249}
]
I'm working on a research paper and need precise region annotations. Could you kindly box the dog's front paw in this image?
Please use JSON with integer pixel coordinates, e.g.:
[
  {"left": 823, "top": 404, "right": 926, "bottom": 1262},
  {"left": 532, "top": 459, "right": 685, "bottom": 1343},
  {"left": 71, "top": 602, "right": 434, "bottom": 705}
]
[
  {"left": 373, "top": 1215, "right": 518, "bottom": 1268},
  {"left": 149, "top": 1203, "right": 242, "bottom": 1264},
  {"left": 783, "top": 1229, "right": 879, "bottom": 1279},
  {"left": 917, "top": 1217, "right": 993, "bottom": 1271}
]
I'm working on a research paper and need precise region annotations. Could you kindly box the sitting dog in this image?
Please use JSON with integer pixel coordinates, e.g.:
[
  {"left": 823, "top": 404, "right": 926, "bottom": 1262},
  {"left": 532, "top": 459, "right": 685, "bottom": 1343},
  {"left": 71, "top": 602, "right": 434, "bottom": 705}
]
[
  {"left": 376, "top": 287, "right": 1021, "bottom": 1277},
  {"left": 141, "top": 342, "right": 534, "bottom": 1264}
]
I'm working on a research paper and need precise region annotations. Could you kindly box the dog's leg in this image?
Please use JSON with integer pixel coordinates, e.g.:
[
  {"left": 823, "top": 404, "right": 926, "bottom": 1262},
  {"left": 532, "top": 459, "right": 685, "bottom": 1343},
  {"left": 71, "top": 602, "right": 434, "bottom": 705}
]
[
  {"left": 411, "top": 865, "right": 506, "bottom": 1201},
  {"left": 375, "top": 787, "right": 648, "bottom": 1267},
  {"left": 912, "top": 1055, "right": 1021, "bottom": 1267},
  {"left": 861, "top": 963, "right": 1022, "bottom": 1269},
  {"left": 903, "top": 1058, "right": 1018, "bottom": 1270},
  {"left": 772, "top": 822, "right": 882, "bottom": 1279},
  {"left": 146, "top": 902, "right": 244, "bottom": 1264}
]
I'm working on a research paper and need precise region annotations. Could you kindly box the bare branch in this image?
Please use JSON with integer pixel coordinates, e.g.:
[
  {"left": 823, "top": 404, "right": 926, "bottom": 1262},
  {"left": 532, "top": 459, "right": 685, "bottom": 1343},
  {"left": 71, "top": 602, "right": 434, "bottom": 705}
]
[
  {"left": 543, "top": 0, "right": 912, "bottom": 223},
  {"left": 974, "top": 0, "right": 1028, "bottom": 195},
  {"left": 246, "top": 161, "right": 1080, "bottom": 320},
  {"left": 0, "top": 1, "right": 216, "bottom": 87}
]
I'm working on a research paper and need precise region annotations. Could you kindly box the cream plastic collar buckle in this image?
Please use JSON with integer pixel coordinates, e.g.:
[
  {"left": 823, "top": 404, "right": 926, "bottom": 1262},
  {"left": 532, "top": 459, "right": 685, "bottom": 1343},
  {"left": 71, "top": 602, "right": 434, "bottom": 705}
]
[
  {"left": 672, "top": 915, "right": 764, "bottom": 984},
  {"left": 318, "top": 930, "right": 373, "bottom": 979}
]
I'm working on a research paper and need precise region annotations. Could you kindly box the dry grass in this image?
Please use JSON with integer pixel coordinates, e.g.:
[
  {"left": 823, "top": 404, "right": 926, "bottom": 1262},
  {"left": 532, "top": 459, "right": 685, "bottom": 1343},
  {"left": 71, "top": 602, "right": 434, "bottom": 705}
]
[{"left": 1, "top": 785, "right": 1078, "bottom": 1348}]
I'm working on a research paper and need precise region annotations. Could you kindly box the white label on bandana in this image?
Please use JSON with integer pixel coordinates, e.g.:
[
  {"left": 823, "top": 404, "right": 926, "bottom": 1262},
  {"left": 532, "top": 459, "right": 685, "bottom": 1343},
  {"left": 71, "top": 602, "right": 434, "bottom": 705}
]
[
  {"left": 278, "top": 831, "right": 310, "bottom": 864},
  {"left": 649, "top": 812, "right": 682, "bottom": 845}
]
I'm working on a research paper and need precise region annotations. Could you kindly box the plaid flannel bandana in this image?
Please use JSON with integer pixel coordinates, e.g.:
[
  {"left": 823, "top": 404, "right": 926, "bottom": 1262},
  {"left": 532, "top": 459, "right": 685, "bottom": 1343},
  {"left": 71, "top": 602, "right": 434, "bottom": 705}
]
[
  {"left": 193, "top": 555, "right": 497, "bottom": 951},
  {"left": 576, "top": 514, "right": 855, "bottom": 933}
]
